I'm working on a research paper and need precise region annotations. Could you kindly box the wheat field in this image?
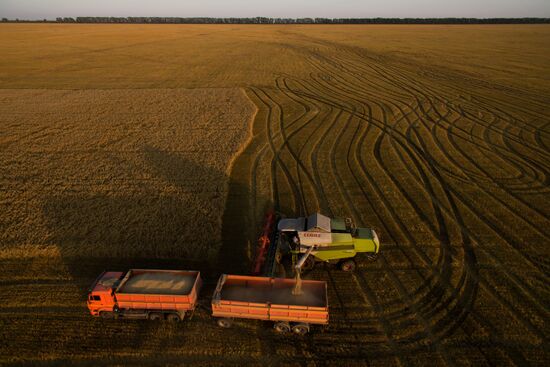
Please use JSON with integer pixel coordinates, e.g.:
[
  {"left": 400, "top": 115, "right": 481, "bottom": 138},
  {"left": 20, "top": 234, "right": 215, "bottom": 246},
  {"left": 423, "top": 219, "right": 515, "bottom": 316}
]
[{"left": 0, "top": 24, "right": 549, "bottom": 366}]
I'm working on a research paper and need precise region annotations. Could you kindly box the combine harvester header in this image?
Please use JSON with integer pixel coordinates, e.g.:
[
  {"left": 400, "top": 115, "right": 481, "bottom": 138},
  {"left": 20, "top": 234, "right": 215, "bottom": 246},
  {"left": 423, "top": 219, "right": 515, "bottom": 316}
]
[{"left": 252, "top": 210, "right": 278, "bottom": 276}]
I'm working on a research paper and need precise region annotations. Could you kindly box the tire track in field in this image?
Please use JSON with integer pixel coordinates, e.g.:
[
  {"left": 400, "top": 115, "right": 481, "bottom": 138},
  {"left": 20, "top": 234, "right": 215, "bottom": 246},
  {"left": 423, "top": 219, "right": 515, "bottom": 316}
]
[
  {"left": 274, "top": 59, "right": 486, "bottom": 348},
  {"left": 336, "top": 48, "right": 550, "bottom": 180},
  {"left": 274, "top": 76, "right": 329, "bottom": 214},
  {"left": 329, "top": 53, "right": 549, "bottom": 325},
  {"left": 366, "top": 59, "right": 549, "bottom": 191},
  {"left": 356, "top": 49, "right": 548, "bottom": 300},
  {"left": 312, "top": 50, "right": 548, "bottom": 352},
  {"left": 300, "top": 47, "right": 548, "bottom": 326},
  {"left": 304, "top": 71, "right": 472, "bottom": 336},
  {"left": 248, "top": 87, "right": 303, "bottom": 214},
  {"left": 254, "top": 69, "right": 466, "bottom": 361},
  {"left": 223, "top": 33, "right": 549, "bottom": 363},
  {"left": 314, "top": 49, "right": 550, "bottom": 272},
  {"left": 272, "top": 73, "right": 474, "bottom": 360},
  {"left": 280, "top": 69, "right": 474, "bottom": 324},
  {"left": 403, "top": 114, "right": 549, "bottom": 313},
  {"left": 397, "top": 123, "right": 547, "bottom": 336}
]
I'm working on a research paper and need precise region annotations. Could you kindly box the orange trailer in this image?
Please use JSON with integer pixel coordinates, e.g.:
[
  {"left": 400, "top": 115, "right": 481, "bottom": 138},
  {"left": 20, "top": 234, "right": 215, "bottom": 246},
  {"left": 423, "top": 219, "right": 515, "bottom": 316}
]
[
  {"left": 212, "top": 274, "right": 328, "bottom": 334},
  {"left": 87, "top": 269, "right": 202, "bottom": 321}
]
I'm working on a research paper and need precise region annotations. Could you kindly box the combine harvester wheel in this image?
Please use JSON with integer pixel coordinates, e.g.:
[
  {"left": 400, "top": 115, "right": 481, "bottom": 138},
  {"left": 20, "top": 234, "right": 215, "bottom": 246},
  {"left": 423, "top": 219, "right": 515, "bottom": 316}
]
[{"left": 339, "top": 259, "right": 356, "bottom": 272}]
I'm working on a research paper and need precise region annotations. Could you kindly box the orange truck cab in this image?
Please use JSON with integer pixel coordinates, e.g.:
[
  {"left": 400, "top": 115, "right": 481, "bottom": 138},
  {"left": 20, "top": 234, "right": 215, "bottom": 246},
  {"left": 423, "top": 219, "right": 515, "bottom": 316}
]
[{"left": 87, "top": 271, "right": 122, "bottom": 316}]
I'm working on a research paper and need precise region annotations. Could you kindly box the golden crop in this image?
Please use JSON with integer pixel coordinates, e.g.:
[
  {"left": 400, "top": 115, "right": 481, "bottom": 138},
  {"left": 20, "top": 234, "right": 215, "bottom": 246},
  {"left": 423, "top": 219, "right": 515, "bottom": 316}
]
[{"left": 0, "top": 24, "right": 548, "bottom": 365}]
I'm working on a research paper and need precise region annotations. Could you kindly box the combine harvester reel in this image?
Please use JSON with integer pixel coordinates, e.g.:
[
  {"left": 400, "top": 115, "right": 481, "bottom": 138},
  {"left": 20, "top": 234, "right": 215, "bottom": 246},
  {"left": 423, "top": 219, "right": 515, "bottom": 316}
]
[{"left": 251, "top": 210, "right": 279, "bottom": 277}]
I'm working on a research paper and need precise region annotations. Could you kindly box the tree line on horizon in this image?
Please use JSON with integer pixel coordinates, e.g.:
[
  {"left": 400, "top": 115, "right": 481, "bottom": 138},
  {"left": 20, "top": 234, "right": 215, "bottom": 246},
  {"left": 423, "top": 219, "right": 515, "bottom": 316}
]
[{"left": 1, "top": 17, "right": 549, "bottom": 24}]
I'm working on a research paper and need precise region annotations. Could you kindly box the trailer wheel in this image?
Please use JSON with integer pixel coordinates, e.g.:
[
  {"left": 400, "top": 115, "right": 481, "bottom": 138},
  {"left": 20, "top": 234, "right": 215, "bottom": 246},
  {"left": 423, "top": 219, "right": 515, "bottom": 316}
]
[
  {"left": 166, "top": 313, "right": 181, "bottom": 322},
  {"left": 148, "top": 313, "right": 162, "bottom": 321},
  {"left": 274, "top": 321, "right": 290, "bottom": 333},
  {"left": 340, "top": 259, "right": 356, "bottom": 272},
  {"left": 217, "top": 318, "right": 233, "bottom": 328},
  {"left": 292, "top": 323, "right": 310, "bottom": 335},
  {"left": 99, "top": 311, "right": 114, "bottom": 319}
]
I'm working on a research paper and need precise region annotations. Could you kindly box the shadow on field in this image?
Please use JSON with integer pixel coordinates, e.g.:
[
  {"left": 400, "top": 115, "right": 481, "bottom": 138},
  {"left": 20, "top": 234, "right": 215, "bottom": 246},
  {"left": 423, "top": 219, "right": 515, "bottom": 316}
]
[{"left": 42, "top": 145, "right": 263, "bottom": 296}]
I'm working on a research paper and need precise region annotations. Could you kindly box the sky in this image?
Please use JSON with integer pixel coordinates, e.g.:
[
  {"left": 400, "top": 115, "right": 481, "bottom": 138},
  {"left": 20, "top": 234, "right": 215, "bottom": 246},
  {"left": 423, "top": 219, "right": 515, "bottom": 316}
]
[{"left": 1, "top": 0, "right": 549, "bottom": 20}]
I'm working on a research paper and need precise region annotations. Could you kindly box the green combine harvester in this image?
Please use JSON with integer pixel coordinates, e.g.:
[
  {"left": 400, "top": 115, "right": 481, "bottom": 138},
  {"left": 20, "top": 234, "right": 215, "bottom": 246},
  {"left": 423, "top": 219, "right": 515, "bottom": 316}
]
[{"left": 276, "top": 212, "right": 380, "bottom": 272}]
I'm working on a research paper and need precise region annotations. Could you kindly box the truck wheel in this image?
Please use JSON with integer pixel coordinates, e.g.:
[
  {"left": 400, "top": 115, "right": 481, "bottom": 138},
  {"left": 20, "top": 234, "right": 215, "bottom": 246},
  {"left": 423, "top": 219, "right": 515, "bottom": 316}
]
[
  {"left": 148, "top": 313, "right": 163, "bottom": 321},
  {"left": 217, "top": 318, "right": 233, "bottom": 328},
  {"left": 340, "top": 259, "right": 356, "bottom": 272},
  {"left": 292, "top": 323, "right": 309, "bottom": 335},
  {"left": 99, "top": 311, "right": 114, "bottom": 319},
  {"left": 274, "top": 321, "right": 290, "bottom": 333},
  {"left": 166, "top": 313, "right": 181, "bottom": 322}
]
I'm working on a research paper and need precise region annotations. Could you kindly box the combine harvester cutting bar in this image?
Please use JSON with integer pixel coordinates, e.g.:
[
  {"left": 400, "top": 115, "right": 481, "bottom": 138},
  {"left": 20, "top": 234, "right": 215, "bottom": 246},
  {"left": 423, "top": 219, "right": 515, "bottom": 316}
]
[{"left": 252, "top": 210, "right": 280, "bottom": 277}]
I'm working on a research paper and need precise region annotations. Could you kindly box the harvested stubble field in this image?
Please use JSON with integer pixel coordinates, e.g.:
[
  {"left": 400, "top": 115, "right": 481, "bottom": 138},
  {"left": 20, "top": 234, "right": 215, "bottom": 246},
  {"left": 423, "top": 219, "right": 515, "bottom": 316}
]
[{"left": 0, "top": 24, "right": 549, "bottom": 366}]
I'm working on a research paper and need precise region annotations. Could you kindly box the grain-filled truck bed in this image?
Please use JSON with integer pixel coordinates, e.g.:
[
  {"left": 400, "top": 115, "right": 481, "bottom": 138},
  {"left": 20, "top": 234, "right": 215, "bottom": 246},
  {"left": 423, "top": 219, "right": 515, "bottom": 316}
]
[
  {"left": 115, "top": 269, "right": 201, "bottom": 312},
  {"left": 212, "top": 275, "right": 328, "bottom": 324}
]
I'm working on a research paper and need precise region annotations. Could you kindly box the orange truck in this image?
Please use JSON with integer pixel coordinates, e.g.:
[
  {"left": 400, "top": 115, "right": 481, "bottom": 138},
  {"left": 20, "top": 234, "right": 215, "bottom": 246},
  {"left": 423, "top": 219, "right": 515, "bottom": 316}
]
[
  {"left": 211, "top": 274, "right": 329, "bottom": 334},
  {"left": 87, "top": 269, "right": 202, "bottom": 321}
]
